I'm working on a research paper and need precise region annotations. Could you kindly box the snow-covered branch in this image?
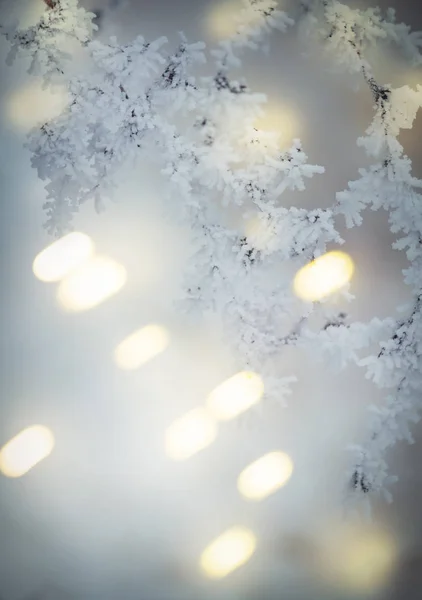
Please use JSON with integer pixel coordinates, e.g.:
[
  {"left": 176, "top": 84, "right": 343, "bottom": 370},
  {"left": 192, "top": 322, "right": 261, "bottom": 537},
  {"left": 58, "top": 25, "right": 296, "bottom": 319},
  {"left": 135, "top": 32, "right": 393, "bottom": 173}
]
[
  {"left": 3, "top": 0, "right": 422, "bottom": 509},
  {"left": 1, "top": 0, "right": 97, "bottom": 79},
  {"left": 300, "top": 0, "right": 422, "bottom": 503}
]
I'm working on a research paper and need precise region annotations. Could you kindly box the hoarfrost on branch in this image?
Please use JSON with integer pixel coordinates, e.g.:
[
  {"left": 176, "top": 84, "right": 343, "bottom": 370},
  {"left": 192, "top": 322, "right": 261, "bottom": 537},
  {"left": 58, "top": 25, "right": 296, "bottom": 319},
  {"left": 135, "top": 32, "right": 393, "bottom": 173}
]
[{"left": 2, "top": 0, "right": 422, "bottom": 510}]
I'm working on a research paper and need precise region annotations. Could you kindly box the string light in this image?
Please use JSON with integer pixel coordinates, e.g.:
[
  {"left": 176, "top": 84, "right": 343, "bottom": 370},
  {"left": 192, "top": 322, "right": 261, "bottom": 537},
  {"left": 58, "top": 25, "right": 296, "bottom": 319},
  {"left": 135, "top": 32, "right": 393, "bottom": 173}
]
[
  {"left": 206, "top": 371, "right": 264, "bottom": 421},
  {"left": 237, "top": 451, "right": 293, "bottom": 500},
  {"left": 0, "top": 425, "right": 55, "bottom": 478},
  {"left": 319, "top": 525, "right": 397, "bottom": 593},
  {"left": 200, "top": 526, "right": 257, "bottom": 579},
  {"left": 114, "top": 324, "right": 170, "bottom": 370},
  {"left": 244, "top": 214, "right": 276, "bottom": 252},
  {"left": 57, "top": 255, "right": 127, "bottom": 311},
  {"left": 206, "top": 1, "right": 252, "bottom": 40},
  {"left": 32, "top": 232, "right": 94, "bottom": 283},
  {"left": 293, "top": 251, "right": 355, "bottom": 302},
  {"left": 165, "top": 408, "right": 217, "bottom": 461},
  {"left": 6, "top": 80, "right": 68, "bottom": 131},
  {"left": 253, "top": 104, "right": 299, "bottom": 151}
]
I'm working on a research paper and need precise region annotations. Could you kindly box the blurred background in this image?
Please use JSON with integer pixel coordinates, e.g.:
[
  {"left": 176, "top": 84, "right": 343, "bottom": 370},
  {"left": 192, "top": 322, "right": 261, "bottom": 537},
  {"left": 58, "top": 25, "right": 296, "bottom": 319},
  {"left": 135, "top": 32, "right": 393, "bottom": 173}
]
[{"left": 0, "top": 0, "right": 422, "bottom": 598}]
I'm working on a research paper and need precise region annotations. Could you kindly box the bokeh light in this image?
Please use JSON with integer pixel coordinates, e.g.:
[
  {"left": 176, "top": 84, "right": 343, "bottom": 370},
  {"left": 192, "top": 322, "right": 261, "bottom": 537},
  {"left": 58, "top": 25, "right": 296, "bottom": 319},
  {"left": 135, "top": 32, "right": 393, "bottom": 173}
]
[
  {"left": 56, "top": 255, "right": 127, "bottom": 312},
  {"left": 0, "top": 425, "right": 55, "bottom": 478},
  {"left": 165, "top": 407, "right": 217, "bottom": 461},
  {"left": 17, "top": 1, "right": 45, "bottom": 28},
  {"left": 32, "top": 232, "right": 95, "bottom": 283},
  {"left": 237, "top": 451, "right": 293, "bottom": 501},
  {"left": 114, "top": 324, "right": 170, "bottom": 370},
  {"left": 221, "top": 103, "right": 299, "bottom": 165},
  {"left": 253, "top": 104, "right": 299, "bottom": 151},
  {"left": 243, "top": 214, "right": 276, "bottom": 252},
  {"left": 206, "top": 0, "right": 251, "bottom": 40},
  {"left": 319, "top": 525, "right": 397, "bottom": 594},
  {"left": 5, "top": 80, "right": 68, "bottom": 132},
  {"left": 293, "top": 251, "right": 355, "bottom": 302},
  {"left": 200, "top": 526, "right": 257, "bottom": 579},
  {"left": 206, "top": 371, "right": 264, "bottom": 421}
]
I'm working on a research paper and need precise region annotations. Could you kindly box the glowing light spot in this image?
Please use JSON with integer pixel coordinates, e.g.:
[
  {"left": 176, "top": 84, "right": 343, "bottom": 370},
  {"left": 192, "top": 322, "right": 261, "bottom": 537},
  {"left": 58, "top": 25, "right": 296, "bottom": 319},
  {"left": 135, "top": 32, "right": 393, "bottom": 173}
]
[
  {"left": 5, "top": 80, "right": 68, "bottom": 131},
  {"left": 206, "top": 372, "right": 264, "bottom": 421},
  {"left": 320, "top": 526, "right": 396, "bottom": 593},
  {"left": 0, "top": 425, "right": 55, "bottom": 478},
  {"left": 200, "top": 526, "right": 257, "bottom": 579},
  {"left": 57, "top": 255, "right": 127, "bottom": 312},
  {"left": 206, "top": 1, "right": 253, "bottom": 40},
  {"left": 225, "top": 103, "right": 299, "bottom": 165},
  {"left": 32, "top": 232, "right": 95, "bottom": 283},
  {"left": 18, "top": 2, "right": 45, "bottom": 28},
  {"left": 237, "top": 451, "right": 293, "bottom": 501},
  {"left": 293, "top": 251, "right": 355, "bottom": 302},
  {"left": 114, "top": 324, "right": 170, "bottom": 370},
  {"left": 253, "top": 104, "right": 299, "bottom": 150},
  {"left": 165, "top": 408, "right": 217, "bottom": 461},
  {"left": 244, "top": 215, "right": 276, "bottom": 252}
]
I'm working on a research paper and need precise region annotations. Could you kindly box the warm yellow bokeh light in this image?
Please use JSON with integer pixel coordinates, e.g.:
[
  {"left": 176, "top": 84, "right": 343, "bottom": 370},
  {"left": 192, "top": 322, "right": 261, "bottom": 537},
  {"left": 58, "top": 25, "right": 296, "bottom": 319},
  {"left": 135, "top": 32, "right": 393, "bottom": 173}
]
[
  {"left": 165, "top": 407, "right": 217, "bottom": 461},
  {"left": 200, "top": 526, "right": 257, "bottom": 579},
  {"left": 18, "top": 2, "right": 45, "bottom": 28},
  {"left": 222, "top": 104, "right": 299, "bottom": 164},
  {"left": 114, "top": 324, "right": 170, "bottom": 370},
  {"left": 320, "top": 526, "right": 397, "bottom": 593},
  {"left": 253, "top": 104, "right": 299, "bottom": 151},
  {"left": 237, "top": 451, "right": 293, "bottom": 501},
  {"left": 56, "top": 255, "right": 127, "bottom": 312},
  {"left": 32, "top": 232, "right": 95, "bottom": 283},
  {"left": 0, "top": 425, "right": 55, "bottom": 478},
  {"left": 244, "top": 215, "right": 275, "bottom": 252},
  {"left": 6, "top": 80, "right": 68, "bottom": 131},
  {"left": 293, "top": 251, "right": 355, "bottom": 302},
  {"left": 206, "top": 0, "right": 257, "bottom": 40},
  {"left": 206, "top": 371, "right": 264, "bottom": 421}
]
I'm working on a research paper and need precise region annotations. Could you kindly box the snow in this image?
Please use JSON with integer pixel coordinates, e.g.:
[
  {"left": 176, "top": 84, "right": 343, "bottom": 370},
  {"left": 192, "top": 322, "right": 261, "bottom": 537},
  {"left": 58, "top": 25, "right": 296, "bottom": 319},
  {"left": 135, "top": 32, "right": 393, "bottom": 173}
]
[{"left": 2, "top": 0, "right": 422, "bottom": 508}]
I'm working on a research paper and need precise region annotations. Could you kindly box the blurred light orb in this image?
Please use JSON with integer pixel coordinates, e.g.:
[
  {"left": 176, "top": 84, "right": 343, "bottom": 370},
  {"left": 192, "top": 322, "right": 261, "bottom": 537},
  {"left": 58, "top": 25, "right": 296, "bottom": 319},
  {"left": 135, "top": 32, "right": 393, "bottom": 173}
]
[
  {"left": 206, "top": 371, "right": 264, "bottom": 421},
  {"left": 18, "top": 2, "right": 45, "bottom": 28},
  {"left": 237, "top": 451, "right": 293, "bottom": 501},
  {"left": 206, "top": 1, "right": 251, "bottom": 40},
  {"left": 253, "top": 104, "right": 299, "bottom": 150},
  {"left": 0, "top": 425, "right": 55, "bottom": 478},
  {"left": 321, "top": 526, "right": 397, "bottom": 593},
  {"left": 244, "top": 215, "right": 275, "bottom": 252},
  {"left": 200, "top": 526, "right": 257, "bottom": 579},
  {"left": 293, "top": 251, "right": 354, "bottom": 302},
  {"left": 114, "top": 324, "right": 170, "bottom": 370},
  {"left": 33, "top": 232, "right": 94, "bottom": 283},
  {"left": 57, "top": 255, "right": 127, "bottom": 312},
  {"left": 6, "top": 80, "right": 68, "bottom": 131},
  {"left": 165, "top": 407, "right": 217, "bottom": 461}
]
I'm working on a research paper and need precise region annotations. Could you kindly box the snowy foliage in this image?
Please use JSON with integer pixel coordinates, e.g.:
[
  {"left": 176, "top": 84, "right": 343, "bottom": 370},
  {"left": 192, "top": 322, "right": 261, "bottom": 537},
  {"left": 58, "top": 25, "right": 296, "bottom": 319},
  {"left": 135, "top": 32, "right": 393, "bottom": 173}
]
[
  {"left": 2, "top": 0, "right": 422, "bottom": 509},
  {"left": 1, "top": 0, "right": 97, "bottom": 79}
]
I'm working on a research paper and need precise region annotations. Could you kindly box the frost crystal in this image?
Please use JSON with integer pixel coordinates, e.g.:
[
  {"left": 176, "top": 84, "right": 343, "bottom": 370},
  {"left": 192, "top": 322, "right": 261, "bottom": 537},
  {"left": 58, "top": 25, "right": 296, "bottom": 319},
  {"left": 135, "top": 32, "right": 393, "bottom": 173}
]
[{"left": 3, "top": 0, "right": 422, "bottom": 509}]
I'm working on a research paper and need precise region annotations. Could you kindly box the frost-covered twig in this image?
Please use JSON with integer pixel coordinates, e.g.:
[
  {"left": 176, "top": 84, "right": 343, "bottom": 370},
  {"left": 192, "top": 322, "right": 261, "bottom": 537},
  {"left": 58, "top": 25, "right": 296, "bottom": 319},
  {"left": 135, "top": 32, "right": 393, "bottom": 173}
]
[
  {"left": 300, "top": 0, "right": 422, "bottom": 503},
  {"left": 3, "top": 0, "right": 422, "bottom": 509},
  {"left": 0, "top": 0, "right": 97, "bottom": 79}
]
